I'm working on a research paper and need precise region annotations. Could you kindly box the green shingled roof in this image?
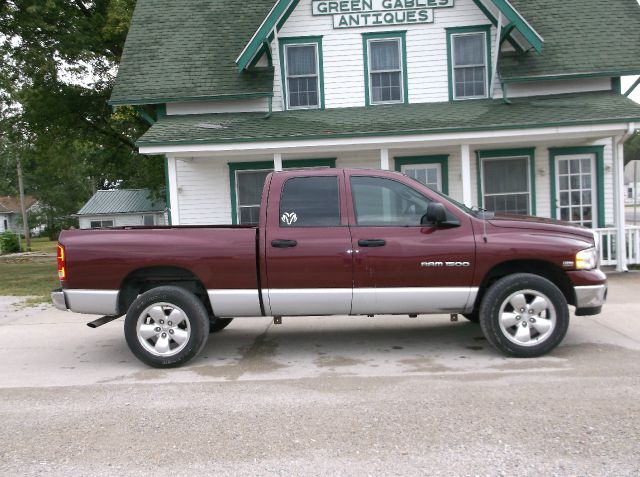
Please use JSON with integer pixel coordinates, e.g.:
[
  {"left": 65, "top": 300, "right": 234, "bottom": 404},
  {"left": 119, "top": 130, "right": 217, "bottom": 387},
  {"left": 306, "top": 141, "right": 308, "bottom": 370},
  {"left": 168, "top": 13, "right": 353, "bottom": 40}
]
[
  {"left": 109, "top": 0, "right": 277, "bottom": 105},
  {"left": 77, "top": 189, "right": 165, "bottom": 215},
  {"left": 137, "top": 91, "right": 640, "bottom": 147},
  {"left": 501, "top": 0, "right": 640, "bottom": 80}
]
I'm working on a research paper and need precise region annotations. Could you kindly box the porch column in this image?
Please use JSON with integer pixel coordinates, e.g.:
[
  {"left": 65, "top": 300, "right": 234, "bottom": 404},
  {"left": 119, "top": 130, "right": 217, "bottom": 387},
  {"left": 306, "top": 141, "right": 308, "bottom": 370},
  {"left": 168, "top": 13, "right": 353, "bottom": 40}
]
[
  {"left": 167, "top": 157, "right": 180, "bottom": 225},
  {"left": 460, "top": 144, "right": 472, "bottom": 206},
  {"left": 273, "top": 152, "right": 283, "bottom": 171},
  {"left": 612, "top": 137, "right": 628, "bottom": 271},
  {"left": 380, "top": 148, "right": 390, "bottom": 170}
]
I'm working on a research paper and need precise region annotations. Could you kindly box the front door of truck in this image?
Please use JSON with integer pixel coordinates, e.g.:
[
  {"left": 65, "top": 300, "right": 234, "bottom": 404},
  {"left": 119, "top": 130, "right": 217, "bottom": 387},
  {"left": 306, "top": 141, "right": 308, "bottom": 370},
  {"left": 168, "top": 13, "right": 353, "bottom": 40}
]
[
  {"left": 346, "top": 172, "right": 476, "bottom": 315},
  {"left": 264, "top": 170, "right": 353, "bottom": 316}
]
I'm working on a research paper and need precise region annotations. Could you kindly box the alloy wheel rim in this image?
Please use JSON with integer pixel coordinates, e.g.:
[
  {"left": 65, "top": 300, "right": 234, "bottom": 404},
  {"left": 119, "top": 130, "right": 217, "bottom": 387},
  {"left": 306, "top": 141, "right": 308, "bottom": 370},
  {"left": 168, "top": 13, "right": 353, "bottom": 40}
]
[
  {"left": 498, "top": 289, "right": 556, "bottom": 347},
  {"left": 136, "top": 302, "right": 191, "bottom": 357}
]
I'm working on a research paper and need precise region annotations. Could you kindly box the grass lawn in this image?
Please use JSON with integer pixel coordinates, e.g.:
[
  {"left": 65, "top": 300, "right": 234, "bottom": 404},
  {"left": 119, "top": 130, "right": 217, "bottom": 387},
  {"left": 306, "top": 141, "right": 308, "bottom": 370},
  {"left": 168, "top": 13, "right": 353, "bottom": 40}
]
[
  {"left": 0, "top": 256, "right": 59, "bottom": 305},
  {"left": 27, "top": 236, "right": 58, "bottom": 254}
]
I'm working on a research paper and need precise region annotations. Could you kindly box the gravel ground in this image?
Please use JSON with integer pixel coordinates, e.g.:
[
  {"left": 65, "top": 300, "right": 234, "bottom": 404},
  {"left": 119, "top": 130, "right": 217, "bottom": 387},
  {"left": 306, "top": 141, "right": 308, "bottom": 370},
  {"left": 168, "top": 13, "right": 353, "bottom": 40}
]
[{"left": 0, "top": 273, "right": 639, "bottom": 476}]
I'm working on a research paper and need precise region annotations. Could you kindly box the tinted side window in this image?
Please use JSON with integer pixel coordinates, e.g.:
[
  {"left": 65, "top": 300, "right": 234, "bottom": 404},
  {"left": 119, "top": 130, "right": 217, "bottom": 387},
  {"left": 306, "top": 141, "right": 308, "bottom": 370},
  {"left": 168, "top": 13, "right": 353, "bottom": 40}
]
[
  {"left": 351, "top": 176, "right": 433, "bottom": 226},
  {"left": 280, "top": 176, "right": 340, "bottom": 227}
]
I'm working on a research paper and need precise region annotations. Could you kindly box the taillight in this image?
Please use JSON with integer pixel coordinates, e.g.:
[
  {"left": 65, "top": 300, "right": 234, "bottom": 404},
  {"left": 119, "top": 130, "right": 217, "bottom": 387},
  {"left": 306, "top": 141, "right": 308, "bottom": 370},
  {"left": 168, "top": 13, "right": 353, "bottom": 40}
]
[{"left": 57, "top": 244, "right": 66, "bottom": 281}]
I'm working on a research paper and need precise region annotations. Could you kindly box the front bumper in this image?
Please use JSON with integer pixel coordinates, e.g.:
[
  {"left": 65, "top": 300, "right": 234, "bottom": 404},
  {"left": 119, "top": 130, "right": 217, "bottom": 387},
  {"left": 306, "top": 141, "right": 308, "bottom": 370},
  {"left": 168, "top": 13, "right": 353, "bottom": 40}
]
[
  {"left": 51, "top": 289, "right": 68, "bottom": 311},
  {"left": 574, "top": 284, "right": 607, "bottom": 316}
]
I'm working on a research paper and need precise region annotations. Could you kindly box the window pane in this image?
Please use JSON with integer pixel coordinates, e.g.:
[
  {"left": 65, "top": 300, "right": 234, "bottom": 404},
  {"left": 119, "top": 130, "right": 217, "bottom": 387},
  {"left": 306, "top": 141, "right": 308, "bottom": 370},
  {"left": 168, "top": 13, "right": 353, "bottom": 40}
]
[
  {"left": 240, "top": 206, "right": 261, "bottom": 225},
  {"left": 286, "top": 45, "right": 316, "bottom": 76},
  {"left": 454, "top": 34, "right": 484, "bottom": 66},
  {"left": 288, "top": 77, "right": 318, "bottom": 108},
  {"left": 237, "top": 170, "right": 271, "bottom": 206},
  {"left": 351, "top": 176, "right": 433, "bottom": 226},
  {"left": 280, "top": 176, "right": 340, "bottom": 226},
  {"left": 371, "top": 72, "right": 401, "bottom": 102},
  {"left": 102, "top": 220, "right": 113, "bottom": 228},
  {"left": 483, "top": 158, "right": 528, "bottom": 195},
  {"left": 455, "top": 66, "right": 485, "bottom": 97},
  {"left": 143, "top": 215, "right": 155, "bottom": 226},
  {"left": 90, "top": 221, "right": 101, "bottom": 228},
  {"left": 370, "top": 40, "right": 400, "bottom": 71}
]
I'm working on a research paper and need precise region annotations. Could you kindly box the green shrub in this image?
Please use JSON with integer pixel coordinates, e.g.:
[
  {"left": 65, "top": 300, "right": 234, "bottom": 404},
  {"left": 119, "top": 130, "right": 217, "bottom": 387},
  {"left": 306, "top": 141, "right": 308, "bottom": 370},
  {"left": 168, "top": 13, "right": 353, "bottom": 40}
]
[{"left": 0, "top": 231, "right": 20, "bottom": 254}]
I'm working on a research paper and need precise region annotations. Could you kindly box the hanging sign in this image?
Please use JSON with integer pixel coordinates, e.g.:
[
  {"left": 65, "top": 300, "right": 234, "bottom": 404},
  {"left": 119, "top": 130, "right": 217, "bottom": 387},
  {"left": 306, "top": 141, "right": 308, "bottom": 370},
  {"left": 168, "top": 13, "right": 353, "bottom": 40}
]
[{"left": 312, "top": 0, "right": 454, "bottom": 29}]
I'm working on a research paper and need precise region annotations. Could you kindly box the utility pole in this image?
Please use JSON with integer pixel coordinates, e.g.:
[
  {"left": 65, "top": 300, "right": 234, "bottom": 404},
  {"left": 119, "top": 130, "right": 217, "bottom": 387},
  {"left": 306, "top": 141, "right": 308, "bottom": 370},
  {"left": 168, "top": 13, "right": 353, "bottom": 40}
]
[{"left": 16, "top": 156, "right": 30, "bottom": 251}]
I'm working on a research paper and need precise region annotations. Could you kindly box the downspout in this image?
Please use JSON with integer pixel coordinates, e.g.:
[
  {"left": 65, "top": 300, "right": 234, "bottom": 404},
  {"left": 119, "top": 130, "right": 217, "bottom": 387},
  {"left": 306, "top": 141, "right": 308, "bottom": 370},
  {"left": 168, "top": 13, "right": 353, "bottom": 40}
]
[
  {"left": 263, "top": 95, "right": 273, "bottom": 119},
  {"left": 613, "top": 122, "right": 636, "bottom": 272}
]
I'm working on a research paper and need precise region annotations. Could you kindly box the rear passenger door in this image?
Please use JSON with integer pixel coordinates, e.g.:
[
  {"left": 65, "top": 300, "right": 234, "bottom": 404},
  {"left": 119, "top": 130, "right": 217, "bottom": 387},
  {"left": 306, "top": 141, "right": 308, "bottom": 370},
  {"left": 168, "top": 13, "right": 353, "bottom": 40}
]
[{"left": 264, "top": 170, "right": 353, "bottom": 316}]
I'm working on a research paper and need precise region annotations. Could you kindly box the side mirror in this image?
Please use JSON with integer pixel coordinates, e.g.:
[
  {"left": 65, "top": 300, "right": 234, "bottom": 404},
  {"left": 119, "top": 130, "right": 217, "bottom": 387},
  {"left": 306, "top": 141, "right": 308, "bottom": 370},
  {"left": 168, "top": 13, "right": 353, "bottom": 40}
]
[{"left": 421, "top": 202, "right": 447, "bottom": 226}]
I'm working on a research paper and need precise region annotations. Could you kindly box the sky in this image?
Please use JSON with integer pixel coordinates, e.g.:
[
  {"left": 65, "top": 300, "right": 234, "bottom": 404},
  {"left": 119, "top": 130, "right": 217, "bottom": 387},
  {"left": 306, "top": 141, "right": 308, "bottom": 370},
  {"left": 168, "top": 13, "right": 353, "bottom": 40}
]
[{"left": 622, "top": 76, "right": 640, "bottom": 104}]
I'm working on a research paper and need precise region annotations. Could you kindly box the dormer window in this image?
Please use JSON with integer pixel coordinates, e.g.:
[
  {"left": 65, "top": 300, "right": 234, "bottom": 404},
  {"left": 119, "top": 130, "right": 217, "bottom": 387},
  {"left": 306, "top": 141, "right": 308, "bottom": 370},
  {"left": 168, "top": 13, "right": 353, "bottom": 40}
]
[
  {"left": 280, "top": 36, "right": 324, "bottom": 110},
  {"left": 447, "top": 26, "right": 491, "bottom": 101},
  {"left": 363, "top": 32, "right": 408, "bottom": 106}
]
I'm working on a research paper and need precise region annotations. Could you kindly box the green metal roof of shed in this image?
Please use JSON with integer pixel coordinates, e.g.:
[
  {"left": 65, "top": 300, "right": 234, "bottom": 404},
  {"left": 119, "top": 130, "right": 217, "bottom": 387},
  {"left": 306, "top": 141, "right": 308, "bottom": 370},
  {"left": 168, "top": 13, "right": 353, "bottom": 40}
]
[
  {"left": 77, "top": 189, "right": 165, "bottom": 215},
  {"left": 109, "top": 0, "right": 277, "bottom": 105},
  {"left": 137, "top": 91, "right": 640, "bottom": 147},
  {"left": 501, "top": 0, "right": 640, "bottom": 80}
]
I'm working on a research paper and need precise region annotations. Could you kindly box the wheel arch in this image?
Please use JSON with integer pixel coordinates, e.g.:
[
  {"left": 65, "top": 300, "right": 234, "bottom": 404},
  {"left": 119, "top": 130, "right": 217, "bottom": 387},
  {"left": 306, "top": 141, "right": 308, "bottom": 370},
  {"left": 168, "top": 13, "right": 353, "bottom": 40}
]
[
  {"left": 472, "top": 260, "right": 574, "bottom": 312},
  {"left": 117, "top": 266, "right": 212, "bottom": 316}
]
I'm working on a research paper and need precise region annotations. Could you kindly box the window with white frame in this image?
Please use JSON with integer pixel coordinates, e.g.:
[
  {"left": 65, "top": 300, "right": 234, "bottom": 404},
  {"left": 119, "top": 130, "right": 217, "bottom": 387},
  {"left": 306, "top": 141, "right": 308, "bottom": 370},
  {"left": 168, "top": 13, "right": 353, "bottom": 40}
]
[
  {"left": 556, "top": 155, "right": 596, "bottom": 228},
  {"left": 366, "top": 37, "right": 404, "bottom": 104},
  {"left": 401, "top": 164, "right": 442, "bottom": 191},
  {"left": 235, "top": 169, "right": 272, "bottom": 225},
  {"left": 284, "top": 43, "right": 320, "bottom": 109},
  {"left": 451, "top": 32, "right": 488, "bottom": 100},
  {"left": 90, "top": 219, "right": 114, "bottom": 228},
  {"left": 482, "top": 157, "right": 530, "bottom": 215}
]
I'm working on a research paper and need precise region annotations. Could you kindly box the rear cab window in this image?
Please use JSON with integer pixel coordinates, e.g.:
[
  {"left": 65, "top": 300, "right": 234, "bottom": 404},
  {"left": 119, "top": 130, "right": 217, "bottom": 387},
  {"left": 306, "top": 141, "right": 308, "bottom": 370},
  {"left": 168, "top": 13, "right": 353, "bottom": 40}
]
[{"left": 279, "top": 176, "right": 341, "bottom": 227}]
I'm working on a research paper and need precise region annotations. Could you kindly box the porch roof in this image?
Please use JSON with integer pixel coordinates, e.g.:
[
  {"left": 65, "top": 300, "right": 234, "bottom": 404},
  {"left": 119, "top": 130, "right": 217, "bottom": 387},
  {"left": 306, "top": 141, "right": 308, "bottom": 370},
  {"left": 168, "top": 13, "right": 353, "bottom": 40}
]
[{"left": 137, "top": 91, "right": 640, "bottom": 148}]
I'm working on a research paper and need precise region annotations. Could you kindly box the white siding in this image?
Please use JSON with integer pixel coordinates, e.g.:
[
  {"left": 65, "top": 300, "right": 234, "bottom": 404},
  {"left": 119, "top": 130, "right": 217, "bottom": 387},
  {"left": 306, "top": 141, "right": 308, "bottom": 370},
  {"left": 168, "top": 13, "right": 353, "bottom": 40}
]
[
  {"left": 166, "top": 98, "right": 271, "bottom": 115},
  {"left": 176, "top": 158, "right": 233, "bottom": 225},
  {"left": 507, "top": 77, "right": 612, "bottom": 98},
  {"left": 274, "top": 0, "right": 499, "bottom": 108}
]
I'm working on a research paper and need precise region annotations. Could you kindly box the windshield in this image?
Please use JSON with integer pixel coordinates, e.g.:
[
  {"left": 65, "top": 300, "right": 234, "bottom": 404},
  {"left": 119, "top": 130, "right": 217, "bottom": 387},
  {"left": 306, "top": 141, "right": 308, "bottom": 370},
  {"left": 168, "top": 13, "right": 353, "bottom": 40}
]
[{"left": 404, "top": 175, "right": 478, "bottom": 217}]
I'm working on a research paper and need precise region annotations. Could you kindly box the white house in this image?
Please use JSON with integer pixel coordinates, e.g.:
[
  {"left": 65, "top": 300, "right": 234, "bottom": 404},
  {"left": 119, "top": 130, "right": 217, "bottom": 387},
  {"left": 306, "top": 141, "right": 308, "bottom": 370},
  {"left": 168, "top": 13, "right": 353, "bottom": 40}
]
[
  {"left": 0, "top": 195, "right": 37, "bottom": 234},
  {"left": 109, "top": 0, "right": 640, "bottom": 270},
  {"left": 76, "top": 189, "right": 166, "bottom": 229}
]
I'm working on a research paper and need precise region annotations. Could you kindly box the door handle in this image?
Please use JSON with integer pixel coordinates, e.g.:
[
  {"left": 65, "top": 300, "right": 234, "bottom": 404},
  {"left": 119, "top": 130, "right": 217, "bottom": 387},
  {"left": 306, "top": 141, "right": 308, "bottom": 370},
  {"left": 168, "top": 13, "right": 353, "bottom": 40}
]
[
  {"left": 271, "top": 239, "right": 298, "bottom": 248},
  {"left": 358, "top": 239, "right": 386, "bottom": 247}
]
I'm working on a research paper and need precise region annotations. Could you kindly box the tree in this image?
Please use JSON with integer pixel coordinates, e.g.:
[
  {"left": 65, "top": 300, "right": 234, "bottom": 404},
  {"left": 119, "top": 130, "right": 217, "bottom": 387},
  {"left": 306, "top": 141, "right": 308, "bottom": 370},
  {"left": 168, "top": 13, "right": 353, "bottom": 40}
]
[
  {"left": 0, "top": 0, "right": 164, "bottom": 237},
  {"left": 625, "top": 131, "right": 640, "bottom": 166}
]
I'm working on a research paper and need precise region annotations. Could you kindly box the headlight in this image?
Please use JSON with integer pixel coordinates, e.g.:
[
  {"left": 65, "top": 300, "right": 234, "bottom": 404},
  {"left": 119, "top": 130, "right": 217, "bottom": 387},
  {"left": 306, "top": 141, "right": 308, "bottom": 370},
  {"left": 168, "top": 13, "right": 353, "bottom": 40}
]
[{"left": 576, "top": 247, "right": 598, "bottom": 270}]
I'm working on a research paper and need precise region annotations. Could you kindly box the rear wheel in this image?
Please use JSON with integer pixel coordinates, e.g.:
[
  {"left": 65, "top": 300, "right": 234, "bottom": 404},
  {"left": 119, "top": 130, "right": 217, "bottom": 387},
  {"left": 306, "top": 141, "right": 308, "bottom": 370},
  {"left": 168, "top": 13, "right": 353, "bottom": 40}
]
[
  {"left": 479, "top": 273, "right": 569, "bottom": 358},
  {"left": 124, "top": 286, "right": 209, "bottom": 368}
]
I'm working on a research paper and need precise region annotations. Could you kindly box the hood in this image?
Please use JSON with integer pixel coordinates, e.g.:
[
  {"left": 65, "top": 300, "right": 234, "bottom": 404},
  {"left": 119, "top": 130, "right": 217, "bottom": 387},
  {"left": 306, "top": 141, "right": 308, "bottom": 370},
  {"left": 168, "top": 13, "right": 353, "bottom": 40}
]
[{"left": 488, "top": 213, "right": 595, "bottom": 242}]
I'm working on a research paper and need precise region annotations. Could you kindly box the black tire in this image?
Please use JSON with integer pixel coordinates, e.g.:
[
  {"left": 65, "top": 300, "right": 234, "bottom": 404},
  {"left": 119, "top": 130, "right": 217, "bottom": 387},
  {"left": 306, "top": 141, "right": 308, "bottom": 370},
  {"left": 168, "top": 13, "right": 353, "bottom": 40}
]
[
  {"left": 462, "top": 312, "right": 479, "bottom": 323},
  {"left": 209, "top": 317, "right": 233, "bottom": 333},
  {"left": 479, "top": 273, "right": 569, "bottom": 358},
  {"left": 124, "top": 286, "right": 210, "bottom": 368}
]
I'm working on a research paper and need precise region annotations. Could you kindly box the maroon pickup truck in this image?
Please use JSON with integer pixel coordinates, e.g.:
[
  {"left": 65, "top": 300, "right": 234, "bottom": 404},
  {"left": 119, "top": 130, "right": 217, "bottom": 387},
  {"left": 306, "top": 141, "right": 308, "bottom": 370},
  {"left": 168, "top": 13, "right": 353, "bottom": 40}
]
[{"left": 52, "top": 168, "right": 607, "bottom": 367}]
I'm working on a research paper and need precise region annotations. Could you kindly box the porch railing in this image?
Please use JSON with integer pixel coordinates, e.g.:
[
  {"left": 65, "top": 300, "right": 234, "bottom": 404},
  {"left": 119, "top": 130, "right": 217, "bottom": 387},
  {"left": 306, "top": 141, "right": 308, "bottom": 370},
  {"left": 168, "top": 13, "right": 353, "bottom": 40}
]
[{"left": 594, "top": 226, "right": 640, "bottom": 267}]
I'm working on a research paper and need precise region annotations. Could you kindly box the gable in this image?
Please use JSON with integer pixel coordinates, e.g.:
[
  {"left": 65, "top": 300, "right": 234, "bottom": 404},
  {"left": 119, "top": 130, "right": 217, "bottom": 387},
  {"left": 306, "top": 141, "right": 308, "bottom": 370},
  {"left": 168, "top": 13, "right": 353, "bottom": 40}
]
[{"left": 109, "top": 0, "right": 277, "bottom": 106}]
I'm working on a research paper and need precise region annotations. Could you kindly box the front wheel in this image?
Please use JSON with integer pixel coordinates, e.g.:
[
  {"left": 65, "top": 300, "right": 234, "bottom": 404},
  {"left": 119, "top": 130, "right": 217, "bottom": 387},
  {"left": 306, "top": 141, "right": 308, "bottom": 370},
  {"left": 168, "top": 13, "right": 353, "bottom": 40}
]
[
  {"left": 124, "top": 286, "right": 210, "bottom": 368},
  {"left": 209, "top": 317, "right": 233, "bottom": 333},
  {"left": 479, "top": 273, "right": 569, "bottom": 358}
]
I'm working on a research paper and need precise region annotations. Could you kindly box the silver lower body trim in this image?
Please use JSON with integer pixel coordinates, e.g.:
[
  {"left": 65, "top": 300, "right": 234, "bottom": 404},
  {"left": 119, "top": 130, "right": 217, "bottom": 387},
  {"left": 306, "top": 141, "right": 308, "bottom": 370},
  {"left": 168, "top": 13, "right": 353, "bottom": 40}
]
[
  {"left": 266, "top": 288, "right": 352, "bottom": 316},
  {"left": 51, "top": 291, "right": 68, "bottom": 311},
  {"left": 574, "top": 284, "right": 607, "bottom": 309},
  {"left": 351, "top": 287, "right": 478, "bottom": 315},
  {"left": 64, "top": 289, "right": 119, "bottom": 315},
  {"left": 208, "top": 289, "right": 262, "bottom": 317}
]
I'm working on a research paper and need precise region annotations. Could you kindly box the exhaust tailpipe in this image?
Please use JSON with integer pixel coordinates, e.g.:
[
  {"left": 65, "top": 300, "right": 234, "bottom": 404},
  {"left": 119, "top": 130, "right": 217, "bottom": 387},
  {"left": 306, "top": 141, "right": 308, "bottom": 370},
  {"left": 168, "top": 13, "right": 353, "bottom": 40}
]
[{"left": 87, "top": 315, "right": 121, "bottom": 328}]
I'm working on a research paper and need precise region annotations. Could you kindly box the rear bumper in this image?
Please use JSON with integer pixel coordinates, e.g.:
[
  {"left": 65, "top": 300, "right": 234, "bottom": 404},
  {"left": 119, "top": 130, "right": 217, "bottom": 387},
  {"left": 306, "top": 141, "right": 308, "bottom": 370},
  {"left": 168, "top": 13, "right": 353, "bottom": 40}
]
[
  {"left": 51, "top": 289, "right": 68, "bottom": 311},
  {"left": 50, "top": 289, "right": 119, "bottom": 315}
]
